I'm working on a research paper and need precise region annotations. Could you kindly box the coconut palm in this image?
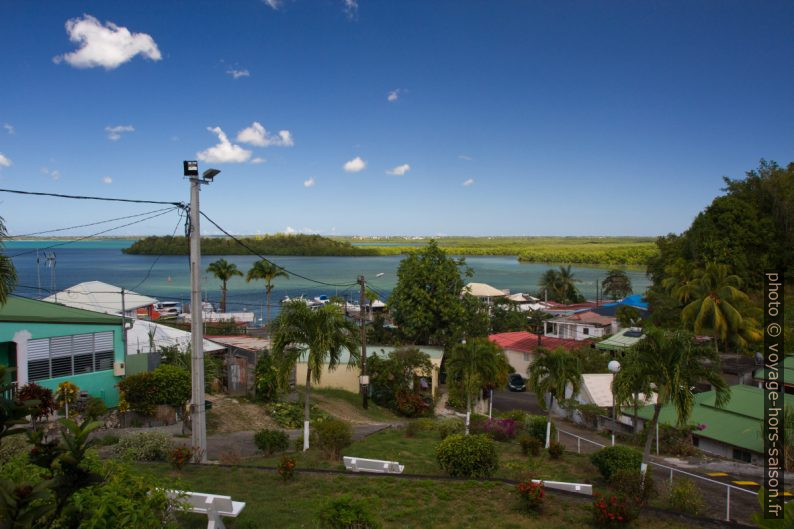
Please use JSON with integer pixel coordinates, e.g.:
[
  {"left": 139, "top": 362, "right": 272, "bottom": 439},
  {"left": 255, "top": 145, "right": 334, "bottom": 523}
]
[
  {"left": 621, "top": 327, "right": 729, "bottom": 475},
  {"left": 611, "top": 347, "right": 653, "bottom": 434},
  {"left": 0, "top": 216, "right": 17, "bottom": 306},
  {"left": 527, "top": 347, "right": 582, "bottom": 447},
  {"left": 678, "top": 263, "right": 761, "bottom": 353},
  {"left": 446, "top": 338, "right": 509, "bottom": 434},
  {"left": 270, "top": 302, "right": 359, "bottom": 451},
  {"left": 602, "top": 269, "right": 633, "bottom": 301},
  {"left": 527, "top": 308, "right": 548, "bottom": 347},
  {"left": 539, "top": 266, "right": 582, "bottom": 304},
  {"left": 206, "top": 258, "right": 243, "bottom": 312},
  {"left": 246, "top": 259, "right": 289, "bottom": 325}
]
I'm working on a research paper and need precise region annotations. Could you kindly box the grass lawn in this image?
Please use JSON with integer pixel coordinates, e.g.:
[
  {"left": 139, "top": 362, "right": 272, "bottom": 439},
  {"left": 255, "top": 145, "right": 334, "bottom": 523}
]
[{"left": 138, "top": 463, "right": 704, "bottom": 529}]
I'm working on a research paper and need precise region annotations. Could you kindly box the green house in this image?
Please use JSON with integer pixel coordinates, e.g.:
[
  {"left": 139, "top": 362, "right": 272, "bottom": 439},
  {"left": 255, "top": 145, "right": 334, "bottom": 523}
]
[{"left": 0, "top": 296, "right": 125, "bottom": 407}]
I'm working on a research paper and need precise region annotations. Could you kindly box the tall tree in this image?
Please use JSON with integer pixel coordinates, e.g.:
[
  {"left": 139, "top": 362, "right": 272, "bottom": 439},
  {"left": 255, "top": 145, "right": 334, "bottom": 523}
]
[
  {"left": 539, "top": 266, "right": 583, "bottom": 304},
  {"left": 527, "top": 347, "right": 582, "bottom": 447},
  {"left": 270, "top": 302, "right": 359, "bottom": 451},
  {"left": 246, "top": 260, "right": 289, "bottom": 325},
  {"left": 388, "top": 240, "right": 471, "bottom": 347},
  {"left": 617, "top": 328, "right": 729, "bottom": 474},
  {"left": 601, "top": 269, "right": 633, "bottom": 300},
  {"left": 677, "top": 263, "right": 761, "bottom": 353},
  {"left": 446, "top": 338, "right": 509, "bottom": 434},
  {"left": 0, "top": 216, "right": 17, "bottom": 306},
  {"left": 206, "top": 258, "right": 242, "bottom": 312},
  {"left": 527, "top": 308, "right": 549, "bottom": 347},
  {"left": 611, "top": 347, "right": 653, "bottom": 434}
]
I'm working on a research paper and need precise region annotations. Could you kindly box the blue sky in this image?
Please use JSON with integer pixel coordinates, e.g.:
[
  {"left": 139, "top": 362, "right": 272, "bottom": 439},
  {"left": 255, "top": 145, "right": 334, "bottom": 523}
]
[{"left": 1, "top": 1, "right": 792, "bottom": 237}]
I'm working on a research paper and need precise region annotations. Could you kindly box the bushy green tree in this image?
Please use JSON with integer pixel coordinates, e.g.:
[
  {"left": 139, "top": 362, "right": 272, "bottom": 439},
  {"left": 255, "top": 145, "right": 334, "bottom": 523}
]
[
  {"left": 602, "top": 269, "right": 632, "bottom": 300},
  {"left": 367, "top": 347, "right": 433, "bottom": 413},
  {"left": 490, "top": 299, "right": 527, "bottom": 333}
]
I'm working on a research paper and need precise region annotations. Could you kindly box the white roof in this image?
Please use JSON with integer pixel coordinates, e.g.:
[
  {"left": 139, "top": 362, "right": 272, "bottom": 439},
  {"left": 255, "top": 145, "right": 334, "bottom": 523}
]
[
  {"left": 43, "top": 281, "right": 157, "bottom": 315},
  {"left": 126, "top": 320, "right": 225, "bottom": 355},
  {"left": 577, "top": 373, "right": 656, "bottom": 408},
  {"left": 507, "top": 293, "right": 539, "bottom": 303},
  {"left": 462, "top": 282, "right": 507, "bottom": 298}
]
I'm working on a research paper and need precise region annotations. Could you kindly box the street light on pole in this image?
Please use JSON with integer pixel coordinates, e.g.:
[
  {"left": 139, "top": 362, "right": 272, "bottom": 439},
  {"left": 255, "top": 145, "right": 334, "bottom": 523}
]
[
  {"left": 608, "top": 359, "right": 621, "bottom": 447},
  {"left": 184, "top": 160, "right": 220, "bottom": 463}
]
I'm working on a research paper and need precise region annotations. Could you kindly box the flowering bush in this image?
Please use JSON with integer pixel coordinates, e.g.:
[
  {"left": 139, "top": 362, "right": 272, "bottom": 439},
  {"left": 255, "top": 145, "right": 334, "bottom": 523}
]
[
  {"left": 516, "top": 480, "right": 545, "bottom": 513},
  {"left": 394, "top": 391, "right": 431, "bottom": 417},
  {"left": 473, "top": 418, "right": 517, "bottom": 441},
  {"left": 278, "top": 455, "right": 296, "bottom": 482},
  {"left": 592, "top": 492, "right": 637, "bottom": 526},
  {"left": 169, "top": 446, "right": 192, "bottom": 470},
  {"left": 17, "top": 383, "right": 55, "bottom": 427},
  {"left": 518, "top": 433, "right": 542, "bottom": 456},
  {"left": 55, "top": 381, "right": 80, "bottom": 417}
]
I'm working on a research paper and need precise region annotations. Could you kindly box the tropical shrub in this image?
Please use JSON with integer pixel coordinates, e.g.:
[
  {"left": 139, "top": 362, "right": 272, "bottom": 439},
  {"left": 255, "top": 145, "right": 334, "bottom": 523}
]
[
  {"left": 518, "top": 433, "right": 541, "bottom": 457},
  {"left": 667, "top": 478, "right": 704, "bottom": 515},
  {"left": 278, "top": 455, "right": 296, "bottom": 482},
  {"left": 524, "top": 415, "right": 555, "bottom": 443},
  {"left": 592, "top": 492, "right": 637, "bottom": 526},
  {"left": 608, "top": 469, "right": 656, "bottom": 506},
  {"left": 254, "top": 352, "right": 280, "bottom": 402},
  {"left": 150, "top": 364, "right": 191, "bottom": 408},
  {"left": 394, "top": 390, "right": 431, "bottom": 417},
  {"left": 117, "top": 372, "right": 158, "bottom": 416},
  {"left": 114, "top": 431, "right": 174, "bottom": 461},
  {"left": 267, "top": 401, "right": 326, "bottom": 428},
  {"left": 497, "top": 409, "right": 527, "bottom": 422},
  {"left": 79, "top": 395, "right": 107, "bottom": 421},
  {"left": 0, "top": 434, "right": 29, "bottom": 464},
  {"left": 318, "top": 494, "right": 381, "bottom": 529},
  {"left": 516, "top": 480, "right": 545, "bottom": 514},
  {"left": 437, "top": 418, "right": 465, "bottom": 440},
  {"left": 315, "top": 419, "right": 352, "bottom": 459},
  {"left": 435, "top": 433, "right": 498, "bottom": 478},
  {"left": 547, "top": 440, "right": 564, "bottom": 459},
  {"left": 473, "top": 418, "right": 518, "bottom": 442},
  {"left": 169, "top": 445, "right": 192, "bottom": 470},
  {"left": 17, "top": 383, "right": 55, "bottom": 426},
  {"left": 254, "top": 428, "right": 290, "bottom": 455},
  {"left": 54, "top": 381, "right": 80, "bottom": 416},
  {"left": 591, "top": 445, "right": 642, "bottom": 480}
]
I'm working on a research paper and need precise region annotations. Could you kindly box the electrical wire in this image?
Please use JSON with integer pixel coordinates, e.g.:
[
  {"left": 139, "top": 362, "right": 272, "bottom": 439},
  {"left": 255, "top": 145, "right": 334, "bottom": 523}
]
[
  {"left": 7, "top": 207, "right": 176, "bottom": 239},
  {"left": 128, "top": 208, "right": 186, "bottom": 291},
  {"left": 199, "top": 210, "right": 359, "bottom": 288},
  {"left": 0, "top": 188, "right": 185, "bottom": 208}
]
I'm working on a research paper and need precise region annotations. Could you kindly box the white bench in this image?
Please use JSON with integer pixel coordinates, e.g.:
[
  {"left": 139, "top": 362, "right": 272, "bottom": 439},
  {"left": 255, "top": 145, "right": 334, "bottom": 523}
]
[
  {"left": 343, "top": 456, "right": 404, "bottom": 474},
  {"left": 168, "top": 490, "right": 246, "bottom": 529},
  {"left": 530, "top": 479, "right": 592, "bottom": 496}
]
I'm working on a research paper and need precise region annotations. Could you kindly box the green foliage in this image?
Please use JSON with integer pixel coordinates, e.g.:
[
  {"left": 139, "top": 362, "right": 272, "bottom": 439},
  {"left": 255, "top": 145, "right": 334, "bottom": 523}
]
[
  {"left": 446, "top": 338, "right": 509, "bottom": 428},
  {"left": 367, "top": 347, "right": 433, "bottom": 415},
  {"left": 117, "top": 372, "right": 157, "bottom": 416},
  {"left": 518, "top": 433, "right": 541, "bottom": 457},
  {"left": 576, "top": 403, "right": 605, "bottom": 429},
  {"left": 608, "top": 469, "right": 656, "bottom": 506},
  {"left": 753, "top": 487, "right": 794, "bottom": 529},
  {"left": 497, "top": 409, "right": 528, "bottom": 422},
  {"left": 602, "top": 269, "right": 633, "bottom": 300},
  {"left": 515, "top": 480, "right": 545, "bottom": 514},
  {"left": 277, "top": 455, "right": 296, "bottom": 482},
  {"left": 118, "top": 364, "right": 191, "bottom": 416},
  {"left": 16, "top": 383, "right": 55, "bottom": 425},
  {"left": 394, "top": 391, "right": 431, "bottom": 418},
  {"left": 538, "top": 265, "right": 584, "bottom": 304},
  {"left": 315, "top": 418, "right": 353, "bottom": 459},
  {"left": 113, "top": 431, "right": 174, "bottom": 462},
  {"left": 435, "top": 433, "right": 499, "bottom": 478},
  {"left": 317, "top": 494, "right": 382, "bottom": 529},
  {"left": 206, "top": 258, "right": 243, "bottom": 312},
  {"left": 590, "top": 446, "right": 643, "bottom": 480},
  {"left": 667, "top": 478, "right": 704, "bottom": 515},
  {"left": 93, "top": 434, "right": 120, "bottom": 447},
  {"left": 388, "top": 240, "right": 471, "bottom": 347},
  {"left": 0, "top": 435, "right": 29, "bottom": 464},
  {"left": 254, "top": 352, "right": 281, "bottom": 402},
  {"left": 159, "top": 345, "right": 222, "bottom": 394},
  {"left": 490, "top": 299, "right": 528, "bottom": 333},
  {"left": 79, "top": 396, "right": 107, "bottom": 421},
  {"left": 547, "top": 440, "right": 564, "bottom": 459},
  {"left": 524, "top": 415, "right": 555, "bottom": 443},
  {"left": 437, "top": 418, "right": 465, "bottom": 440},
  {"left": 246, "top": 259, "right": 290, "bottom": 324},
  {"left": 0, "top": 216, "right": 17, "bottom": 305},
  {"left": 519, "top": 244, "right": 657, "bottom": 266},
  {"left": 267, "top": 401, "right": 326, "bottom": 428},
  {"left": 254, "top": 428, "right": 290, "bottom": 455}
]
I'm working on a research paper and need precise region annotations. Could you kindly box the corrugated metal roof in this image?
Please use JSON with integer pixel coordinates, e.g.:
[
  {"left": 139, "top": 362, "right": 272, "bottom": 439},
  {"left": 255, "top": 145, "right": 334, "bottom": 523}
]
[
  {"left": 462, "top": 282, "right": 507, "bottom": 298},
  {"left": 128, "top": 320, "right": 225, "bottom": 354},
  {"left": 595, "top": 328, "right": 645, "bottom": 351},
  {"left": 0, "top": 295, "right": 122, "bottom": 325},
  {"left": 42, "top": 281, "right": 157, "bottom": 314},
  {"left": 488, "top": 331, "right": 586, "bottom": 354}
]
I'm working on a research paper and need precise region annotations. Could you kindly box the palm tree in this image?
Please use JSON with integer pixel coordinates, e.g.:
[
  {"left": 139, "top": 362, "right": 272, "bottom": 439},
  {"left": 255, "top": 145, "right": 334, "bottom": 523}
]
[
  {"left": 0, "top": 216, "right": 17, "bottom": 306},
  {"left": 270, "top": 302, "right": 359, "bottom": 451},
  {"left": 527, "top": 308, "right": 548, "bottom": 347},
  {"left": 246, "top": 260, "right": 289, "bottom": 325},
  {"left": 611, "top": 347, "right": 653, "bottom": 434},
  {"left": 527, "top": 347, "right": 582, "bottom": 447},
  {"left": 206, "top": 258, "right": 242, "bottom": 313},
  {"left": 539, "top": 266, "right": 582, "bottom": 304},
  {"left": 620, "top": 327, "right": 729, "bottom": 475},
  {"left": 602, "top": 269, "right": 633, "bottom": 301},
  {"left": 446, "top": 338, "right": 509, "bottom": 434},
  {"left": 678, "top": 263, "right": 761, "bottom": 353}
]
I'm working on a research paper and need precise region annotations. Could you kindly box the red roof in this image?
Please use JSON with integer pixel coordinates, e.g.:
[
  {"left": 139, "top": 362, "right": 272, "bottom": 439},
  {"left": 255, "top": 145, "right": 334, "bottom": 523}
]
[{"left": 488, "top": 331, "right": 587, "bottom": 354}]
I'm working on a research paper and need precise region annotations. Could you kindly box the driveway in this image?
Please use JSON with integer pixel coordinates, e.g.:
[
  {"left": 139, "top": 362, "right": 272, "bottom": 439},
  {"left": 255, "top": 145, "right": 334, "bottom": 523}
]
[{"left": 491, "top": 389, "right": 544, "bottom": 415}]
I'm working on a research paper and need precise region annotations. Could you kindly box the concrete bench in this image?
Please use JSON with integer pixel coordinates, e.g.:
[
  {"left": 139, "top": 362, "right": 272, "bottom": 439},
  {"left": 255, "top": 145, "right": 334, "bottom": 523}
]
[
  {"left": 168, "top": 490, "right": 245, "bottom": 529},
  {"left": 530, "top": 479, "right": 592, "bottom": 496},
  {"left": 343, "top": 456, "right": 404, "bottom": 474}
]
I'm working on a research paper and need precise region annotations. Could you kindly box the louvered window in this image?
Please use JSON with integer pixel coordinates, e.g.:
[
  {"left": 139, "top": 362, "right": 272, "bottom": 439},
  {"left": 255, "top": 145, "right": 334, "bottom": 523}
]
[{"left": 27, "top": 331, "right": 116, "bottom": 381}]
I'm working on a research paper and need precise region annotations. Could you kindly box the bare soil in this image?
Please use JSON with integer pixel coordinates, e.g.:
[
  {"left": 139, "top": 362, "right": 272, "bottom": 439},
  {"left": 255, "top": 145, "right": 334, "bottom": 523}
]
[{"left": 205, "top": 394, "right": 277, "bottom": 434}]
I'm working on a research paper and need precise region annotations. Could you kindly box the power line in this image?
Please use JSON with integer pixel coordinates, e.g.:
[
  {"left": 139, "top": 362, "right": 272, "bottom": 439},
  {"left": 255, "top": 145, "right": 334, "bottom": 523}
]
[
  {"left": 0, "top": 187, "right": 186, "bottom": 208},
  {"left": 128, "top": 208, "right": 186, "bottom": 291},
  {"left": 7, "top": 207, "right": 176, "bottom": 239},
  {"left": 8, "top": 208, "right": 180, "bottom": 258},
  {"left": 199, "top": 211, "right": 358, "bottom": 288}
]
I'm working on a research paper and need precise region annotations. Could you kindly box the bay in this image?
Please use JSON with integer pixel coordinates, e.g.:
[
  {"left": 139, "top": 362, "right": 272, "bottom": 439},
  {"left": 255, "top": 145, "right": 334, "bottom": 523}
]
[{"left": 5, "top": 240, "right": 650, "bottom": 322}]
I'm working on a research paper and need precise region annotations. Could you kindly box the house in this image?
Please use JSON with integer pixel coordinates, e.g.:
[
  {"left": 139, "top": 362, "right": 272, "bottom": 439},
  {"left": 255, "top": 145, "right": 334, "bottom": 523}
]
[
  {"left": 205, "top": 335, "right": 271, "bottom": 395},
  {"left": 560, "top": 373, "right": 656, "bottom": 428},
  {"left": 634, "top": 384, "right": 794, "bottom": 465},
  {"left": 462, "top": 282, "right": 507, "bottom": 305},
  {"left": 488, "top": 331, "right": 586, "bottom": 375},
  {"left": 294, "top": 345, "right": 444, "bottom": 399},
  {"left": 0, "top": 296, "right": 125, "bottom": 406},
  {"left": 125, "top": 319, "right": 225, "bottom": 375},
  {"left": 42, "top": 281, "right": 158, "bottom": 319},
  {"left": 544, "top": 311, "right": 618, "bottom": 341},
  {"left": 594, "top": 327, "right": 645, "bottom": 354}
]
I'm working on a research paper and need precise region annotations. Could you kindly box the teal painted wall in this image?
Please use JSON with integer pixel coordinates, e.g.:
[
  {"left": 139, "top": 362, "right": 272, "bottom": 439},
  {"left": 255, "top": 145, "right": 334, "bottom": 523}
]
[{"left": 0, "top": 321, "right": 125, "bottom": 407}]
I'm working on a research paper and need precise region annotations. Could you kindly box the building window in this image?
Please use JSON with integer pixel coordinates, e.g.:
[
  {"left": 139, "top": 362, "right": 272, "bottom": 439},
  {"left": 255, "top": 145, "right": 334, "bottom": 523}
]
[
  {"left": 523, "top": 352, "right": 529, "bottom": 362},
  {"left": 27, "top": 332, "right": 114, "bottom": 382},
  {"left": 732, "top": 447, "right": 752, "bottom": 463},
  {"left": 582, "top": 327, "right": 590, "bottom": 335}
]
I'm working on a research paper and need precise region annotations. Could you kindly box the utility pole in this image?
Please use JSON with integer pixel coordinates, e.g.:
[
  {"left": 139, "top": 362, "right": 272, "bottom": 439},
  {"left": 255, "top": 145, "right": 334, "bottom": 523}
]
[
  {"left": 184, "top": 161, "right": 220, "bottom": 463},
  {"left": 358, "top": 275, "right": 368, "bottom": 409}
]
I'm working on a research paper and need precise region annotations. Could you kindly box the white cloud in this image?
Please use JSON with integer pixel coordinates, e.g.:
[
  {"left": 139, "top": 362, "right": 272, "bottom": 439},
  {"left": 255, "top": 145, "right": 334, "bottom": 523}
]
[
  {"left": 227, "top": 68, "right": 250, "bottom": 79},
  {"left": 264, "top": 0, "right": 282, "bottom": 9},
  {"left": 250, "top": 157, "right": 266, "bottom": 164},
  {"left": 343, "top": 0, "right": 358, "bottom": 18},
  {"left": 236, "top": 122, "right": 294, "bottom": 147},
  {"left": 105, "top": 124, "right": 134, "bottom": 141},
  {"left": 197, "top": 126, "right": 252, "bottom": 163},
  {"left": 41, "top": 167, "right": 61, "bottom": 180},
  {"left": 102, "top": 176, "right": 113, "bottom": 184},
  {"left": 3, "top": 123, "right": 14, "bottom": 135},
  {"left": 386, "top": 164, "right": 410, "bottom": 176},
  {"left": 0, "top": 154, "right": 12, "bottom": 168},
  {"left": 53, "top": 15, "right": 161, "bottom": 70},
  {"left": 284, "top": 226, "right": 296, "bottom": 234},
  {"left": 462, "top": 178, "right": 475, "bottom": 187},
  {"left": 458, "top": 154, "right": 473, "bottom": 161},
  {"left": 343, "top": 156, "right": 366, "bottom": 173},
  {"left": 303, "top": 177, "right": 316, "bottom": 188},
  {"left": 387, "top": 89, "right": 400, "bottom": 102}
]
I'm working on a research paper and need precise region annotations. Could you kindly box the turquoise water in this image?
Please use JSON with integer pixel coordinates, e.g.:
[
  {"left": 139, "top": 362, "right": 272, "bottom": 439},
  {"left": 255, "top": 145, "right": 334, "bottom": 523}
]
[{"left": 5, "top": 240, "right": 650, "bottom": 321}]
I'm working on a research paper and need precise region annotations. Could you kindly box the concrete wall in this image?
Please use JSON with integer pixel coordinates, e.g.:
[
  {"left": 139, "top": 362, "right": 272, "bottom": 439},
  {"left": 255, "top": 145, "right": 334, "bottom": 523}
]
[
  {"left": 505, "top": 348, "right": 534, "bottom": 376},
  {"left": 0, "top": 321, "right": 124, "bottom": 407}
]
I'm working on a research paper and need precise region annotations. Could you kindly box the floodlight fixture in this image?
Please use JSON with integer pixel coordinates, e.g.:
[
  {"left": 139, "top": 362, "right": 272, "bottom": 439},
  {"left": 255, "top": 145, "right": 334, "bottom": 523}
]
[
  {"left": 202, "top": 168, "right": 220, "bottom": 182},
  {"left": 183, "top": 160, "right": 199, "bottom": 177}
]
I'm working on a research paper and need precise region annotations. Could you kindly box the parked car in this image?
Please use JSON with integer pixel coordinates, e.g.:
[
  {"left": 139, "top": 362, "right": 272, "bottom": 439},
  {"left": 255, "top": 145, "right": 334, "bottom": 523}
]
[{"left": 507, "top": 373, "right": 526, "bottom": 392}]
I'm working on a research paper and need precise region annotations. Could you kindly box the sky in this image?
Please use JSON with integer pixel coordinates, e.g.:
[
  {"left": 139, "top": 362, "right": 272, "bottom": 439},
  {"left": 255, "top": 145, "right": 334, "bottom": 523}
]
[{"left": 0, "top": 1, "right": 792, "bottom": 237}]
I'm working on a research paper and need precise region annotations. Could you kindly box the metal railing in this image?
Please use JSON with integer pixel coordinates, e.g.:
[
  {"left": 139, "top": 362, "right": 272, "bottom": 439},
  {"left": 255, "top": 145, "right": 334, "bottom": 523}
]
[{"left": 556, "top": 427, "right": 758, "bottom": 522}]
